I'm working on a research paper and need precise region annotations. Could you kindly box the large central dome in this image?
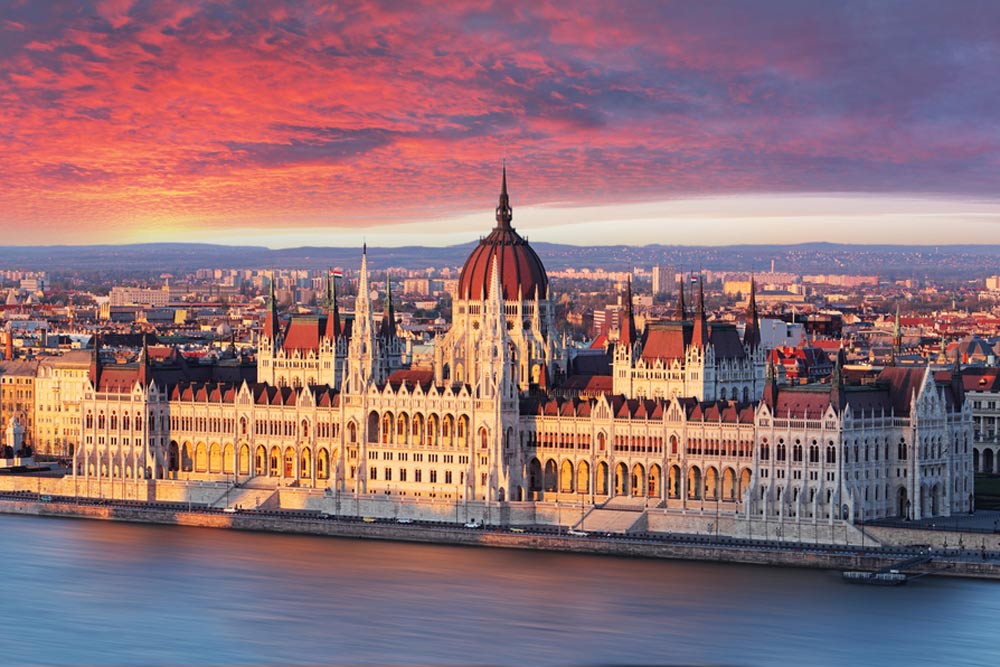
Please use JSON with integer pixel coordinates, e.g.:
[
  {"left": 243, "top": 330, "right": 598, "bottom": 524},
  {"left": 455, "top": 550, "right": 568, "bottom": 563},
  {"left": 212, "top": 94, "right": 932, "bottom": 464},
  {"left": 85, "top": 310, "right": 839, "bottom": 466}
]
[{"left": 457, "top": 168, "right": 548, "bottom": 301}]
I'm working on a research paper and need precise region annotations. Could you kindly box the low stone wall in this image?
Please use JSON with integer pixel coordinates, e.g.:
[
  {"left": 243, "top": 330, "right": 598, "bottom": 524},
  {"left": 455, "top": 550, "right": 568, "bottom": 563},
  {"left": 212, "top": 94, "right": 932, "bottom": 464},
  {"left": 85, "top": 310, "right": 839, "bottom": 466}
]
[
  {"left": 645, "top": 509, "right": 874, "bottom": 546},
  {"left": 867, "top": 525, "right": 1000, "bottom": 552}
]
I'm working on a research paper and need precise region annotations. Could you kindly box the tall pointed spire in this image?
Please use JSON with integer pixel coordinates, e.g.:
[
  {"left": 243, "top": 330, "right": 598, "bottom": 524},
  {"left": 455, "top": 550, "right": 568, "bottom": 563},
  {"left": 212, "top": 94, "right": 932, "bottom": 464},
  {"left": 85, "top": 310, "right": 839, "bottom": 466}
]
[
  {"left": 381, "top": 274, "right": 396, "bottom": 341},
  {"left": 744, "top": 275, "right": 760, "bottom": 349},
  {"left": 264, "top": 272, "right": 279, "bottom": 341},
  {"left": 487, "top": 255, "right": 505, "bottom": 338},
  {"left": 952, "top": 345, "right": 964, "bottom": 407},
  {"left": 138, "top": 334, "right": 151, "bottom": 386},
  {"left": 692, "top": 274, "right": 708, "bottom": 347},
  {"left": 676, "top": 274, "right": 686, "bottom": 320},
  {"left": 325, "top": 271, "right": 341, "bottom": 340},
  {"left": 891, "top": 303, "right": 902, "bottom": 365},
  {"left": 830, "top": 344, "right": 845, "bottom": 412},
  {"left": 358, "top": 246, "right": 370, "bottom": 312},
  {"left": 620, "top": 276, "right": 637, "bottom": 346},
  {"left": 324, "top": 269, "right": 333, "bottom": 309},
  {"left": 495, "top": 161, "right": 512, "bottom": 229},
  {"left": 347, "top": 243, "right": 383, "bottom": 389},
  {"left": 89, "top": 333, "right": 102, "bottom": 387}
]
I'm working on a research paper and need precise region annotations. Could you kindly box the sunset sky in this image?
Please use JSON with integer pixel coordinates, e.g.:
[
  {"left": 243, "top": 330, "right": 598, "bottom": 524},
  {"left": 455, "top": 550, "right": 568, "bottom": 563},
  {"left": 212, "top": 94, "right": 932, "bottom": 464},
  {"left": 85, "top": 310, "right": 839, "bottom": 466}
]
[{"left": 2, "top": 1, "right": 999, "bottom": 248}]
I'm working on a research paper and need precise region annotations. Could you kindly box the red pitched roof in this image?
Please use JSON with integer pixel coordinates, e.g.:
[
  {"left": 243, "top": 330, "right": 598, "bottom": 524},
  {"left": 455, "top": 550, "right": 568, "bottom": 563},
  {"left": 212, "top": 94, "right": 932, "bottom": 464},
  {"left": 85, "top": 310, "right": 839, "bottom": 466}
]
[
  {"left": 387, "top": 369, "right": 435, "bottom": 391},
  {"left": 282, "top": 317, "right": 325, "bottom": 354}
]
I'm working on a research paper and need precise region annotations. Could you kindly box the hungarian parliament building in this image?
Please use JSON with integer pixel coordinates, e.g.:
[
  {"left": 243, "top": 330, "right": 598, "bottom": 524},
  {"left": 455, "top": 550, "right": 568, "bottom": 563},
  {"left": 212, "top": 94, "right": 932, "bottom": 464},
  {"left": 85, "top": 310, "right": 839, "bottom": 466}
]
[{"left": 73, "top": 171, "right": 973, "bottom": 527}]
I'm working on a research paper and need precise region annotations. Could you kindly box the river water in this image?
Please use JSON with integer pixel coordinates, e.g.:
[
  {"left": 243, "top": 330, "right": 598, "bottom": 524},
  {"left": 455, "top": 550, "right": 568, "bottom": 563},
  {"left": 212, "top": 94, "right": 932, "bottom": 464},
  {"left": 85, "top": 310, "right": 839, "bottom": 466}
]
[{"left": 2, "top": 514, "right": 998, "bottom": 666}]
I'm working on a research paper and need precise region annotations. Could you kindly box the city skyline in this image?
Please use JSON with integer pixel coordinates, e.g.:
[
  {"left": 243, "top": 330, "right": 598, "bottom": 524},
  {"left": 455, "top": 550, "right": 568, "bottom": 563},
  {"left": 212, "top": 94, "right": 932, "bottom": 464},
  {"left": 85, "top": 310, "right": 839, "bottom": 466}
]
[{"left": 2, "top": 1, "right": 999, "bottom": 247}]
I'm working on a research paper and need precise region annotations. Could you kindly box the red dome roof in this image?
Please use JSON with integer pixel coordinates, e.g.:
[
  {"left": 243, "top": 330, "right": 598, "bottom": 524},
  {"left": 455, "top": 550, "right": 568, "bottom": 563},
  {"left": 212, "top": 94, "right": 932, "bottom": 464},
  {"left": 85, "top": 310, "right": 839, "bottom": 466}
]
[{"left": 457, "top": 170, "right": 548, "bottom": 301}]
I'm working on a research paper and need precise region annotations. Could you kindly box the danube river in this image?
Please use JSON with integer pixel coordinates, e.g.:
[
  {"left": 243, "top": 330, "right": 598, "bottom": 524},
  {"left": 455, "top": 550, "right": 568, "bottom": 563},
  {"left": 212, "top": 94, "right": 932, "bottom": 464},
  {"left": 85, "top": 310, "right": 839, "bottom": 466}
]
[{"left": 3, "top": 514, "right": 998, "bottom": 666}]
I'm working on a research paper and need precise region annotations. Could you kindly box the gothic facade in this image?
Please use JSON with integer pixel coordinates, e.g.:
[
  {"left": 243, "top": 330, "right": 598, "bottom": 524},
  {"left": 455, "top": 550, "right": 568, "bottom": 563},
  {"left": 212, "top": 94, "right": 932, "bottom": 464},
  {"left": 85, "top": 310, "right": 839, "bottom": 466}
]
[{"left": 72, "top": 172, "right": 974, "bottom": 525}]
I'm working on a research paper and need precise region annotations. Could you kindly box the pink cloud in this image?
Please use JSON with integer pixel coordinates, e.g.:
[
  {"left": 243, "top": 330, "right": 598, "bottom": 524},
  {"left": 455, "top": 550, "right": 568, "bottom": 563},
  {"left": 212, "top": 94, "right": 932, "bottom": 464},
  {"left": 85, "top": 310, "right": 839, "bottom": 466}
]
[{"left": 0, "top": 1, "right": 997, "bottom": 243}]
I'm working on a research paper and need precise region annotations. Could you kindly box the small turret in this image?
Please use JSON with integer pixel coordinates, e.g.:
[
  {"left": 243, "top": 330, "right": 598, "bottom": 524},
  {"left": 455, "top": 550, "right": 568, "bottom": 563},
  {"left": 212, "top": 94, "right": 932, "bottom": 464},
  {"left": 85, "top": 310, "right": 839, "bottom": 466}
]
[{"left": 763, "top": 358, "right": 778, "bottom": 407}]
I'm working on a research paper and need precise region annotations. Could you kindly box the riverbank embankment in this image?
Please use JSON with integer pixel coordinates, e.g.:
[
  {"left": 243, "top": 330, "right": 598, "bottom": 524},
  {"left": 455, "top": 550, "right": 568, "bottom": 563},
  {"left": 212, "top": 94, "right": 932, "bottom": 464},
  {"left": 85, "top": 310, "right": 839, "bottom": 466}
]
[{"left": 3, "top": 495, "right": 999, "bottom": 580}]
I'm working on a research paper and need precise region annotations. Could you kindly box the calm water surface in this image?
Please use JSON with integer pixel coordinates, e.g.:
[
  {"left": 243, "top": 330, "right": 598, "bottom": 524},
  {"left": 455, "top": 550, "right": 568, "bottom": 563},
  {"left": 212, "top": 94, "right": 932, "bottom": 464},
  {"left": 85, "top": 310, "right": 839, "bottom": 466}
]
[{"left": 2, "top": 513, "right": 998, "bottom": 666}]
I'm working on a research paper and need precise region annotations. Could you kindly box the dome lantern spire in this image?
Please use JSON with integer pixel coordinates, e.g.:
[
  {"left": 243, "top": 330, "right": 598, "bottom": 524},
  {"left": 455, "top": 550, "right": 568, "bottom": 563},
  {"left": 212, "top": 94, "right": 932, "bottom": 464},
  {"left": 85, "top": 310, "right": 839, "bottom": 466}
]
[{"left": 496, "top": 161, "right": 512, "bottom": 229}]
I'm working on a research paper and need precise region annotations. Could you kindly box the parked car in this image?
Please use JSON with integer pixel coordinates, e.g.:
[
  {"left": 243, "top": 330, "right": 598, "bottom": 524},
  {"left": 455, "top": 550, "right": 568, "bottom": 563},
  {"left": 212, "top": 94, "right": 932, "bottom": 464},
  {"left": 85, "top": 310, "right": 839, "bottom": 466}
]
[{"left": 464, "top": 519, "right": 482, "bottom": 529}]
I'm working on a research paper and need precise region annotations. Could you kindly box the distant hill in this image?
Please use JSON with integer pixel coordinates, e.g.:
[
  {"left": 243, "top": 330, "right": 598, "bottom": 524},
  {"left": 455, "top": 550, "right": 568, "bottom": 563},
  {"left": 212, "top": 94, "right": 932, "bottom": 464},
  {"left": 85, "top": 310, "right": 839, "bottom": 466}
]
[{"left": 1, "top": 241, "right": 999, "bottom": 280}]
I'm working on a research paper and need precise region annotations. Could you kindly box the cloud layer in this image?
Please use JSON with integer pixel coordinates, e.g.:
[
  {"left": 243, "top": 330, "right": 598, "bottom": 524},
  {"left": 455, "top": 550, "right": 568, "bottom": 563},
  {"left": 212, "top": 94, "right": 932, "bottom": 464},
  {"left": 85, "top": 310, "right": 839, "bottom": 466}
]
[{"left": 2, "top": 1, "right": 998, "bottom": 244}]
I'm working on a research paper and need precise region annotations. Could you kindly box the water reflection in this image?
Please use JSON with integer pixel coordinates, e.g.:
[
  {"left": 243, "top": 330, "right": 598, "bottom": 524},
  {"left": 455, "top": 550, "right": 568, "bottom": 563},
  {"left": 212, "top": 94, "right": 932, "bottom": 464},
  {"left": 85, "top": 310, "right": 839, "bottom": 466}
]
[{"left": 3, "top": 514, "right": 998, "bottom": 666}]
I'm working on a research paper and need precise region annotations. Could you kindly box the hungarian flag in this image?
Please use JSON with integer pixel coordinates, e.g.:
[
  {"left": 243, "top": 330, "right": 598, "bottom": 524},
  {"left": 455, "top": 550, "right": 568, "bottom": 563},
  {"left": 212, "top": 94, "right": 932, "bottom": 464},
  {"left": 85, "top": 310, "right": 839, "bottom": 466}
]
[
  {"left": 330, "top": 269, "right": 343, "bottom": 278},
  {"left": 690, "top": 274, "right": 698, "bottom": 283}
]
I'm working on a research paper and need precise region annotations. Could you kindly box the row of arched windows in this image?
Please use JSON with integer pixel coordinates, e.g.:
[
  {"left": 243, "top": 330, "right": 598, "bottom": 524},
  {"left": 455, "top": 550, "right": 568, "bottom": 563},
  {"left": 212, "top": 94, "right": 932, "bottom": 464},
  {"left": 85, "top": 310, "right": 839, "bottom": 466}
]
[{"left": 85, "top": 411, "right": 152, "bottom": 432}]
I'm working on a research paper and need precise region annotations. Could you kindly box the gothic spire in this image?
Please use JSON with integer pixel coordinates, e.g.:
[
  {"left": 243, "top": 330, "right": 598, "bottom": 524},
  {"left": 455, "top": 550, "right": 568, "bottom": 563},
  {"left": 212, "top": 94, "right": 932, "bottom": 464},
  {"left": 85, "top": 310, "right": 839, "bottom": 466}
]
[
  {"left": 381, "top": 274, "right": 396, "bottom": 341},
  {"left": 620, "top": 276, "right": 637, "bottom": 346},
  {"left": 89, "top": 333, "right": 102, "bottom": 387},
  {"left": 325, "top": 271, "right": 342, "bottom": 340},
  {"left": 952, "top": 345, "right": 964, "bottom": 406},
  {"left": 744, "top": 275, "right": 761, "bottom": 349},
  {"left": 891, "top": 303, "right": 902, "bottom": 365},
  {"left": 830, "top": 344, "right": 845, "bottom": 412},
  {"left": 138, "top": 334, "right": 151, "bottom": 386},
  {"left": 495, "top": 161, "right": 512, "bottom": 229},
  {"left": 676, "top": 275, "right": 686, "bottom": 320},
  {"left": 264, "top": 272, "right": 279, "bottom": 341},
  {"left": 692, "top": 274, "right": 708, "bottom": 347}
]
